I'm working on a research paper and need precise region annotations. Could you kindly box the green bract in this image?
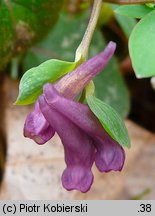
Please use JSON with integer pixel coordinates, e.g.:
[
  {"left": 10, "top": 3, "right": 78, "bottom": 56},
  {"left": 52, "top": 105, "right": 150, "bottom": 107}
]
[
  {"left": 129, "top": 10, "right": 155, "bottom": 78},
  {"left": 86, "top": 96, "right": 130, "bottom": 148},
  {"left": 16, "top": 60, "right": 76, "bottom": 105}
]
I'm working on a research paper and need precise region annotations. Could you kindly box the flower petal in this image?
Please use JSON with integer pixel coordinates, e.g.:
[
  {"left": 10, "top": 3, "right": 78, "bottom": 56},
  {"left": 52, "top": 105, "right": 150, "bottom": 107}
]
[
  {"left": 94, "top": 136, "right": 125, "bottom": 172},
  {"left": 24, "top": 101, "right": 55, "bottom": 144},
  {"left": 62, "top": 166, "right": 93, "bottom": 193},
  {"left": 43, "top": 84, "right": 105, "bottom": 138},
  {"left": 54, "top": 41, "right": 116, "bottom": 99},
  {"left": 43, "top": 84, "right": 125, "bottom": 172},
  {"left": 39, "top": 95, "right": 95, "bottom": 192}
]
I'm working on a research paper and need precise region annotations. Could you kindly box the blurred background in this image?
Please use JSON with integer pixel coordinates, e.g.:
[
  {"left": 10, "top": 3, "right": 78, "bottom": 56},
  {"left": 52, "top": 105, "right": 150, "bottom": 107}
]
[{"left": 0, "top": 0, "right": 155, "bottom": 200}]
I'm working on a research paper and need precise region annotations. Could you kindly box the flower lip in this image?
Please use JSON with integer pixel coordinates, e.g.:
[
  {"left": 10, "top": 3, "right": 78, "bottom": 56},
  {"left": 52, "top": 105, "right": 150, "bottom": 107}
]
[
  {"left": 39, "top": 94, "right": 95, "bottom": 192},
  {"left": 62, "top": 166, "right": 94, "bottom": 193},
  {"left": 94, "top": 137, "right": 125, "bottom": 173},
  {"left": 24, "top": 101, "right": 55, "bottom": 144}
]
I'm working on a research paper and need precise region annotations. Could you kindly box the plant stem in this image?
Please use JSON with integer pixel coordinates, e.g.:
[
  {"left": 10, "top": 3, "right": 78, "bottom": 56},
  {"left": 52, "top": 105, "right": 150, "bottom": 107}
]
[
  {"left": 104, "top": 0, "right": 155, "bottom": 4},
  {"left": 75, "top": 0, "right": 102, "bottom": 62}
]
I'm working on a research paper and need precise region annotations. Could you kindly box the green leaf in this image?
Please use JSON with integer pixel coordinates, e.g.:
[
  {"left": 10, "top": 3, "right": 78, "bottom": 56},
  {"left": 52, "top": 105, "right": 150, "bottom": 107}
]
[
  {"left": 111, "top": 3, "right": 136, "bottom": 38},
  {"left": 16, "top": 60, "right": 76, "bottom": 105},
  {"left": 115, "top": 5, "right": 153, "bottom": 19},
  {"left": 0, "top": 0, "right": 63, "bottom": 71},
  {"left": 86, "top": 96, "right": 130, "bottom": 148},
  {"left": 94, "top": 58, "right": 130, "bottom": 118},
  {"left": 146, "top": 3, "right": 155, "bottom": 9},
  {"left": 129, "top": 10, "right": 155, "bottom": 78},
  {"left": 115, "top": 13, "right": 136, "bottom": 38}
]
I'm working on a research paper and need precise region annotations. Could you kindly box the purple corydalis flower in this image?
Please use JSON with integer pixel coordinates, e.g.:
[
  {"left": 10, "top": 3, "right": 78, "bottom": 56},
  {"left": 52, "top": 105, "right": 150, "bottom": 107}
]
[
  {"left": 42, "top": 84, "right": 125, "bottom": 173},
  {"left": 24, "top": 101, "right": 55, "bottom": 144},
  {"left": 24, "top": 41, "right": 125, "bottom": 192},
  {"left": 24, "top": 41, "right": 116, "bottom": 143}
]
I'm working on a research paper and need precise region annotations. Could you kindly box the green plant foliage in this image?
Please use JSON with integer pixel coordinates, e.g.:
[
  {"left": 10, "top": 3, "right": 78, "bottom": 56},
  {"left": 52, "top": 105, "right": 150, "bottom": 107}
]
[
  {"left": 115, "top": 5, "right": 153, "bottom": 19},
  {"left": 16, "top": 60, "right": 76, "bottom": 105},
  {"left": 0, "top": 0, "right": 63, "bottom": 70},
  {"left": 87, "top": 96, "right": 130, "bottom": 148},
  {"left": 115, "top": 13, "right": 136, "bottom": 38},
  {"left": 97, "top": 3, "right": 113, "bottom": 27},
  {"left": 23, "top": 13, "right": 104, "bottom": 70},
  {"left": 129, "top": 10, "right": 155, "bottom": 78},
  {"left": 23, "top": 13, "right": 130, "bottom": 117},
  {"left": 146, "top": 3, "right": 155, "bottom": 9},
  {"left": 94, "top": 58, "right": 130, "bottom": 118}
]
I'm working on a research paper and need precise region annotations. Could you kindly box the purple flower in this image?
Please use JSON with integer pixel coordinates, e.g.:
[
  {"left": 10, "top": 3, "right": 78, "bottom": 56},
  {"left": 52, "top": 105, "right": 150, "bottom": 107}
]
[
  {"left": 24, "top": 101, "right": 55, "bottom": 144},
  {"left": 24, "top": 41, "right": 125, "bottom": 192},
  {"left": 42, "top": 84, "right": 125, "bottom": 174},
  {"left": 39, "top": 94, "right": 95, "bottom": 192},
  {"left": 54, "top": 41, "right": 117, "bottom": 99}
]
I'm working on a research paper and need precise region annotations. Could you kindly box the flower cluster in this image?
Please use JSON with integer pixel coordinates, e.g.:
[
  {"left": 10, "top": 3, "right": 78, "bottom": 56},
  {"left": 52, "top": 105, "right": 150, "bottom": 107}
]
[{"left": 24, "top": 42, "right": 125, "bottom": 192}]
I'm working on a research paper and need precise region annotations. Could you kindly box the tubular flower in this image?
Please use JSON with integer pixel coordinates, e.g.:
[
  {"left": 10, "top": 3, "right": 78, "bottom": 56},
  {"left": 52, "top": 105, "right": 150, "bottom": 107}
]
[
  {"left": 39, "top": 94, "right": 95, "bottom": 192},
  {"left": 24, "top": 41, "right": 125, "bottom": 192},
  {"left": 24, "top": 41, "right": 116, "bottom": 143},
  {"left": 42, "top": 84, "right": 125, "bottom": 174}
]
